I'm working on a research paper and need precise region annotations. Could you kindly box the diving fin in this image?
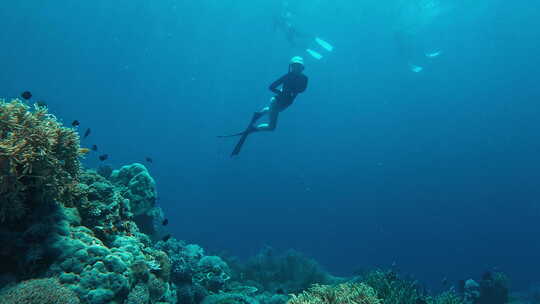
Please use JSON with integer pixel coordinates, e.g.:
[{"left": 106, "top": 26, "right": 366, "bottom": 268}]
[
  {"left": 409, "top": 63, "right": 424, "bottom": 73},
  {"left": 425, "top": 50, "right": 442, "bottom": 58},
  {"left": 217, "top": 131, "right": 245, "bottom": 138},
  {"left": 230, "top": 113, "right": 259, "bottom": 157},
  {"left": 306, "top": 48, "right": 323, "bottom": 60},
  {"left": 315, "top": 37, "right": 334, "bottom": 52}
]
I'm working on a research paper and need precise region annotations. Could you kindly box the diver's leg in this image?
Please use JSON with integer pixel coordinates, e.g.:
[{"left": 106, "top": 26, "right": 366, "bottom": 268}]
[
  {"left": 253, "top": 96, "right": 276, "bottom": 123},
  {"left": 255, "top": 104, "right": 279, "bottom": 132},
  {"left": 254, "top": 106, "right": 269, "bottom": 122}
]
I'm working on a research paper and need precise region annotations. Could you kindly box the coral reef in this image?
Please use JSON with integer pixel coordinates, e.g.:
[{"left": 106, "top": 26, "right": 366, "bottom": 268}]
[
  {"left": 107, "top": 163, "right": 166, "bottom": 240},
  {"left": 355, "top": 269, "right": 464, "bottom": 304},
  {"left": 531, "top": 283, "right": 540, "bottom": 303},
  {"left": 463, "top": 279, "right": 480, "bottom": 304},
  {"left": 287, "top": 282, "right": 380, "bottom": 304},
  {"left": 427, "top": 291, "right": 464, "bottom": 304},
  {"left": 360, "top": 269, "right": 426, "bottom": 304},
  {"left": 43, "top": 169, "right": 173, "bottom": 304},
  {"left": 0, "top": 102, "right": 171, "bottom": 304},
  {"left": 0, "top": 99, "right": 81, "bottom": 223},
  {"left": 109, "top": 163, "right": 157, "bottom": 216},
  {"left": 0, "top": 99, "right": 516, "bottom": 304},
  {"left": 477, "top": 272, "right": 509, "bottom": 304},
  {"left": 232, "top": 247, "right": 340, "bottom": 294},
  {"left": 201, "top": 292, "right": 259, "bottom": 304},
  {"left": 0, "top": 277, "right": 80, "bottom": 304},
  {"left": 460, "top": 272, "right": 509, "bottom": 304},
  {"left": 155, "top": 238, "right": 236, "bottom": 303}
]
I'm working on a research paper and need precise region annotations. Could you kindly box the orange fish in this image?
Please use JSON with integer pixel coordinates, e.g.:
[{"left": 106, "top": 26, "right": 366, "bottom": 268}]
[{"left": 79, "top": 148, "right": 91, "bottom": 154}]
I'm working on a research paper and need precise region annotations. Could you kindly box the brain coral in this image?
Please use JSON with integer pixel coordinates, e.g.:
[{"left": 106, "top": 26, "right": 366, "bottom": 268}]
[{"left": 0, "top": 99, "right": 82, "bottom": 223}]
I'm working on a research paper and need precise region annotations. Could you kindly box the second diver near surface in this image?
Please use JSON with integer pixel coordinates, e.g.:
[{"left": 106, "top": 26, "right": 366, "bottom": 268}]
[{"left": 220, "top": 56, "right": 308, "bottom": 156}]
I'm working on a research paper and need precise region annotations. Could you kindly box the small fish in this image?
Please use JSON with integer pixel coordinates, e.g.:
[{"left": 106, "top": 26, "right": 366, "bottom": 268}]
[
  {"left": 162, "top": 219, "right": 168, "bottom": 226},
  {"left": 36, "top": 101, "right": 47, "bottom": 108},
  {"left": 72, "top": 120, "right": 80, "bottom": 127},
  {"left": 79, "top": 148, "right": 91, "bottom": 154},
  {"left": 442, "top": 277, "right": 448, "bottom": 286},
  {"left": 276, "top": 288, "right": 285, "bottom": 295},
  {"left": 162, "top": 234, "right": 171, "bottom": 242},
  {"left": 21, "top": 91, "right": 32, "bottom": 100},
  {"left": 91, "top": 144, "right": 98, "bottom": 151},
  {"left": 99, "top": 154, "right": 108, "bottom": 161},
  {"left": 83, "top": 128, "right": 91, "bottom": 139},
  {"left": 145, "top": 157, "right": 153, "bottom": 163}
]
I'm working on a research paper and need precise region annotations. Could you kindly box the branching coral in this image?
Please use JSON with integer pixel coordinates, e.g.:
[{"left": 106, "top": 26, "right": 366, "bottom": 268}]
[
  {"left": 235, "top": 248, "right": 338, "bottom": 294},
  {"left": 361, "top": 269, "right": 425, "bottom": 304},
  {"left": 287, "top": 283, "right": 381, "bottom": 304},
  {"left": 427, "top": 291, "right": 464, "bottom": 304},
  {"left": 0, "top": 99, "right": 82, "bottom": 223}
]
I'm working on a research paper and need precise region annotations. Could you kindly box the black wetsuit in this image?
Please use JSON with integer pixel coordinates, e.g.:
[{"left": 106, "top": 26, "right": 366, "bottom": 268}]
[
  {"left": 224, "top": 68, "right": 308, "bottom": 156},
  {"left": 269, "top": 72, "right": 308, "bottom": 110}
]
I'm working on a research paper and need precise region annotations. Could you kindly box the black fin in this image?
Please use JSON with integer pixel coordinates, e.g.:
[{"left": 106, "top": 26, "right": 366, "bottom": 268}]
[
  {"left": 217, "top": 131, "right": 245, "bottom": 138},
  {"left": 230, "top": 113, "right": 259, "bottom": 157}
]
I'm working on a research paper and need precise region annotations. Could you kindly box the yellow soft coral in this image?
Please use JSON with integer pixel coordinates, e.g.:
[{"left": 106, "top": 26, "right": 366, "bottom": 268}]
[
  {"left": 0, "top": 99, "right": 82, "bottom": 222},
  {"left": 288, "top": 283, "right": 381, "bottom": 304}
]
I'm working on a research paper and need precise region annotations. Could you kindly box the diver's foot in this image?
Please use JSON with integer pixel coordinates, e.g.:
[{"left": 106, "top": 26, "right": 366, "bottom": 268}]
[
  {"left": 253, "top": 112, "right": 263, "bottom": 122},
  {"left": 247, "top": 125, "right": 257, "bottom": 133}
]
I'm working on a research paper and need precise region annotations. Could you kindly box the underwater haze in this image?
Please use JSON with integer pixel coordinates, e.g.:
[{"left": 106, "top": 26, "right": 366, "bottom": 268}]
[{"left": 2, "top": 0, "right": 540, "bottom": 291}]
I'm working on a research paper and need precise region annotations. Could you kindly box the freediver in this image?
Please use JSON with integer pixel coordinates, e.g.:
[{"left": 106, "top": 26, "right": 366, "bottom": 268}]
[
  {"left": 273, "top": 1, "right": 333, "bottom": 60},
  {"left": 394, "top": 29, "right": 424, "bottom": 72},
  {"left": 219, "top": 56, "right": 308, "bottom": 156},
  {"left": 253, "top": 56, "right": 308, "bottom": 132},
  {"left": 273, "top": 2, "right": 304, "bottom": 48}
]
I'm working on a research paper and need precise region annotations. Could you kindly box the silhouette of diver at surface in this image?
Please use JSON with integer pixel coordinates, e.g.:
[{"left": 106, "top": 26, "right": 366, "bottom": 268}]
[
  {"left": 219, "top": 56, "right": 308, "bottom": 156},
  {"left": 394, "top": 28, "right": 442, "bottom": 73},
  {"left": 272, "top": 1, "right": 334, "bottom": 60},
  {"left": 273, "top": 6, "right": 307, "bottom": 48}
]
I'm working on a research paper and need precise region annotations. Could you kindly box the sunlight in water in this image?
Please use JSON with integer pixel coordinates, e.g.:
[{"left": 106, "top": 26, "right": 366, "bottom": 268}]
[{"left": 397, "top": 0, "right": 446, "bottom": 34}]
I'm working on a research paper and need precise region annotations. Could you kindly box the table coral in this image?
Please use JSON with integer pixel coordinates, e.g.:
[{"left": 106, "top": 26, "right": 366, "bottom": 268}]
[{"left": 0, "top": 99, "right": 82, "bottom": 223}]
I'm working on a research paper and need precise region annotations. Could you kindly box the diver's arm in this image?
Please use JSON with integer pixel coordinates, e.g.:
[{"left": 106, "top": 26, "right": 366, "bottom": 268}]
[
  {"left": 298, "top": 76, "right": 308, "bottom": 93},
  {"left": 269, "top": 74, "right": 287, "bottom": 95}
]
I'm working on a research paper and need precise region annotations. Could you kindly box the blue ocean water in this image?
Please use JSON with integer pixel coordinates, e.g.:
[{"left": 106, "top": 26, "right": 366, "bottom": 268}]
[{"left": 1, "top": 0, "right": 539, "bottom": 292}]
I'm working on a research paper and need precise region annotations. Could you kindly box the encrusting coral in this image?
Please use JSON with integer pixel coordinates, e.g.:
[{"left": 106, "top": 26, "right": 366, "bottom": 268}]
[
  {"left": 0, "top": 99, "right": 82, "bottom": 223},
  {"left": 0, "top": 277, "right": 81, "bottom": 304}
]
